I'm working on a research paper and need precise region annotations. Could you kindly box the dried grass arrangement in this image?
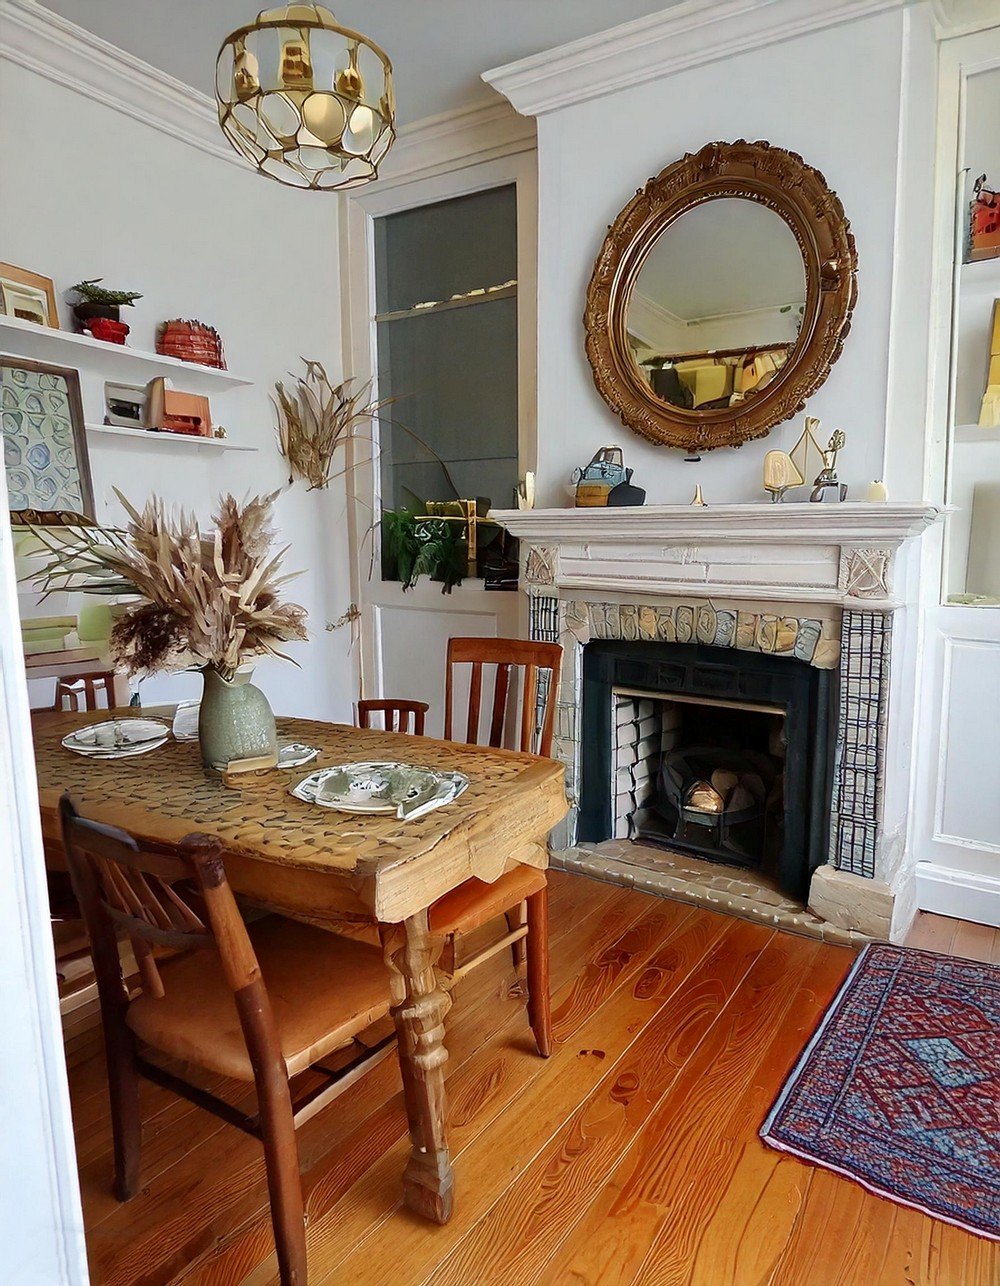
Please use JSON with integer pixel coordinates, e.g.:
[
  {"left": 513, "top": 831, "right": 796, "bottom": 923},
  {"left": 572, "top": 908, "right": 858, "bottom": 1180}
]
[
  {"left": 28, "top": 489, "right": 307, "bottom": 681},
  {"left": 274, "top": 359, "right": 389, "bottom": 490}
]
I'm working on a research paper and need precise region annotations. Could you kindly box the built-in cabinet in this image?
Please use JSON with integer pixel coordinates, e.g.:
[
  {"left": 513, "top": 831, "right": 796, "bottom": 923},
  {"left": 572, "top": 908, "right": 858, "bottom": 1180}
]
[{"left": 915, "top": 25, "right": 1000, "bottom": 925}]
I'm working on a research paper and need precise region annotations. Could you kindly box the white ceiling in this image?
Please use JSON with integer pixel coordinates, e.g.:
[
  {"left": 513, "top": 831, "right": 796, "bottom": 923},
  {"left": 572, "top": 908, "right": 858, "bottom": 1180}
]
[{"left": 39, "top": 0, "right": 676, "bottom": 125}]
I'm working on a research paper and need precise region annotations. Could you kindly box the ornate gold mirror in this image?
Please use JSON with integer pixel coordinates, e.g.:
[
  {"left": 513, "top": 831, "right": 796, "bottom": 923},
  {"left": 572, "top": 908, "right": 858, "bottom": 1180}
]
[{"left": 584, "top": 140, "right": 858, "bottom": 453}]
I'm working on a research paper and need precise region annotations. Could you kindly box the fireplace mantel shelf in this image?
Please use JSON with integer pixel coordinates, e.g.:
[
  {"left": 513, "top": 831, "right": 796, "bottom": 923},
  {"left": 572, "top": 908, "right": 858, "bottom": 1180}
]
[
  {"left": 492, "top": 501, "right": 942, "bottom": 546},
  {"left": 494, "top": 501, "right": 943, "bottom": 609}
]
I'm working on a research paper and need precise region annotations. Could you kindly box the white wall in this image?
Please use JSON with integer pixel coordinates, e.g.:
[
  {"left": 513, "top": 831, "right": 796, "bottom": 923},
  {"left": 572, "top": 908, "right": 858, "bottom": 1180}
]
[
  {"left": 0, "top": 57, "right": 356, "bottom": 721},
  {"left": 532, "top": 7, "right": 925, "bottom": 506}
]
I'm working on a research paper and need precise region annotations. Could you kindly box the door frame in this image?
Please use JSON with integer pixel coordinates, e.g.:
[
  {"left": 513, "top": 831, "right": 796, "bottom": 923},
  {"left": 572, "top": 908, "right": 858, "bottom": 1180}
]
[
  {"left": 339, "top": 116, "right": 537, "bottom": 703},
  {"left": 0, "top": 494, "right": 88, "bottom": 1279}
]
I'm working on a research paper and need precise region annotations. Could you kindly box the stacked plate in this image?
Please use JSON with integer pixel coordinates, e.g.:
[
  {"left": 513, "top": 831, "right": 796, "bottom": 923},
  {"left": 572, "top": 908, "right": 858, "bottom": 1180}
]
[
  {"left": 291, "top": 761, "right": 469, "bottom": 821},
  {"left": 62, "top": 718, "right": 170, "bottom": 759}
]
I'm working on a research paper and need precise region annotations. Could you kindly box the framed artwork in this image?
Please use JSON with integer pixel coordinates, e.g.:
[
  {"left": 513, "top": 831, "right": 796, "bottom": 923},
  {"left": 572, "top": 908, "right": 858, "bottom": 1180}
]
[
  {"left": 0, "top": 262, "right": 60, "bottom": 329},
  {"left": 1, "top": 357, "right": 94, "bottom": 525}
]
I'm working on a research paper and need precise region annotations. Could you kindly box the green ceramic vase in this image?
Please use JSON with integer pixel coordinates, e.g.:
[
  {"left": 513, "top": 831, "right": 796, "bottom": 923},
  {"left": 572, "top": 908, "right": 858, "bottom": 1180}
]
[{"left": 198, "top": 665, "right": 277, "bottom": 773}]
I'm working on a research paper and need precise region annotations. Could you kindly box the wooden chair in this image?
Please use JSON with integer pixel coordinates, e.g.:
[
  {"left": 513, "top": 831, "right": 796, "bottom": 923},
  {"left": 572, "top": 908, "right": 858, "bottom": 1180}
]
[
  {"left": 52, "top": 669, "right": 116, "bottom": 712},
  {"left": 437, "top": 637, "right": 562, "bottom": 1055},
  {"left": 356, "top": 698, "right": 429, "bottom": 735},
  {"left": 59, "top": 793, "right": 395, "bottom": 1286}
]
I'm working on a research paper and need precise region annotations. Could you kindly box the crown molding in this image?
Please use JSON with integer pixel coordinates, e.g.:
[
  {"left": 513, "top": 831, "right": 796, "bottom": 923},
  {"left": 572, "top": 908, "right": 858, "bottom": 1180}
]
[
  {"left": 932, "top": 0, "right": 1000, "bottom": 38},
  {"left": 0, "top": 0, "right": 241, "bottom": 166},
  {"left": 373, "top": 99, "right": 535, "bottom": 189},
  {"left": 483, "top": 0, "right": 915, "bottom": 118}
]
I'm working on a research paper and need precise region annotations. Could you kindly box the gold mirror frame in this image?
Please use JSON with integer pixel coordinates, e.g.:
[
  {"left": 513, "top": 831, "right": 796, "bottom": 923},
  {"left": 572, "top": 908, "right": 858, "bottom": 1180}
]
[{"left": 583, "top": 140, "right": 858, "bottom": 453}]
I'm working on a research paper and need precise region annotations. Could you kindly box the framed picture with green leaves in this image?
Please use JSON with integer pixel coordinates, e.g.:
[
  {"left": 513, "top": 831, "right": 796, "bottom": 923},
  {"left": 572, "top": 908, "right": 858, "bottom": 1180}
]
[{"left": 1, "top": 356, "right": 94, "bottom": 525}]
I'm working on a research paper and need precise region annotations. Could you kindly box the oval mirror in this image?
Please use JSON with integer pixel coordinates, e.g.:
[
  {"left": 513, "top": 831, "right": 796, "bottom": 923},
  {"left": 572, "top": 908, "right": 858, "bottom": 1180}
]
[{"left": 585, "top": 141, "right": 858, "bottom": 452}]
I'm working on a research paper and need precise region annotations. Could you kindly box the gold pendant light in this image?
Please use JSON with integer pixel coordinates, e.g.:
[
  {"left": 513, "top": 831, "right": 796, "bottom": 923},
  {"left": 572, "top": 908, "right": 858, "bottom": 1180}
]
[{"left": 216, "top": 5, "right": 395, "bottom": 191}]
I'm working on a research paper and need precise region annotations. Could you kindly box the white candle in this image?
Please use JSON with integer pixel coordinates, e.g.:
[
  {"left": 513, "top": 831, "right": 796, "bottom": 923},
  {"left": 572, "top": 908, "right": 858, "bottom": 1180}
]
[{"left": 867, "top": 480, "right": 888, "bottom": 502}]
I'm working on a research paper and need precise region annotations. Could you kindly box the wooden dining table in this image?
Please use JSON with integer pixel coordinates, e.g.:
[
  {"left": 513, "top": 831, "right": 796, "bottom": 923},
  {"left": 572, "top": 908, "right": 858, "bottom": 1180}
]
[{"left": 32, "top": 707, "right": 568, "bottom": 1224}]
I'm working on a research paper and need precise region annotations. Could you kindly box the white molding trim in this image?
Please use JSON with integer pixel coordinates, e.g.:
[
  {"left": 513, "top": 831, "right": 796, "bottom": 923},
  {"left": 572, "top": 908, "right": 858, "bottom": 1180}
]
[
  {"left": 932, "top": 0, "right": 1000, "bottom": 39},
  {"left": 483, "top": 0, "right": 914, "bottom": 117},
  {"left": 374, "top": 101, "right": 535, "bottom": 189},
  {"left": 0, "top": 476, "right": 87, "bottom": 1279},
  {"left": 0, "top": 0, "right": 239, "bottom": 165},
  {"left": 916, "top": 861, "right": 1000, "bottom": 926}
]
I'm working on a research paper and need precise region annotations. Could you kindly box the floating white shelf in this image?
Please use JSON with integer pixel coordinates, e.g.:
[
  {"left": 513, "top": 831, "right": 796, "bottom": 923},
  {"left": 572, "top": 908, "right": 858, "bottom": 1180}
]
[
  {"left": 955, "top": 424, "right": 1000, "bottom": 443},
  {"left": 0, "top": 314, "right": 253, "bottom": 390},
  {"left": 85, "top": 423, "right": 257, "bottom": 453}
]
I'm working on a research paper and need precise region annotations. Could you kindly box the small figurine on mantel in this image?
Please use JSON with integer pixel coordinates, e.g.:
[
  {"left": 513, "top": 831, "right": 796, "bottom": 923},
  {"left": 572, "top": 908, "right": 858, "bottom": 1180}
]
[
  {"left": 809, "top": 428, "right": 848, "bottom": 502},
  {"left": 762, "top": 450, "right": 804, "bottom": 503}
]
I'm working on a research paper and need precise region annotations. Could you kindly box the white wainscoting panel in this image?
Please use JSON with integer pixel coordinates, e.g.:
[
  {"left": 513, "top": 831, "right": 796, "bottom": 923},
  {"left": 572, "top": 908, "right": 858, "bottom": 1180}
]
[{"left": 938, "top": 636, "right": 1000, "bottom": 850}]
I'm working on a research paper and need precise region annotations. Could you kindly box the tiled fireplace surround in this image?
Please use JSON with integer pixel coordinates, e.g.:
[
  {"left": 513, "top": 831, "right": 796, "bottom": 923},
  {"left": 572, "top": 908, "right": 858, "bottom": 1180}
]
[{"left": 494, "top": 503, "right": 941, "bottom": 945}]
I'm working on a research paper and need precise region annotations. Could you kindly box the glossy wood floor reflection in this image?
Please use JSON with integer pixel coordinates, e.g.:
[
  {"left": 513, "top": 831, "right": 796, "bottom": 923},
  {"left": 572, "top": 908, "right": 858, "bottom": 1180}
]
[{"left": 66, "top": 880, "right": 1000, "bottom": 1285}]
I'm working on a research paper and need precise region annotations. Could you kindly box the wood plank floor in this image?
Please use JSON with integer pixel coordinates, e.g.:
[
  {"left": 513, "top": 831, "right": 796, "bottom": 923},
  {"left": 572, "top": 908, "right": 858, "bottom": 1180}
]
[{"left": 65, "top": 879, "right": 1000, "bottom": 1285}]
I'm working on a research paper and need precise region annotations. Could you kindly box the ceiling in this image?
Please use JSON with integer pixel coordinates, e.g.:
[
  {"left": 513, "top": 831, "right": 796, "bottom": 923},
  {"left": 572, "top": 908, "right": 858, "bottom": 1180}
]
[{"left": 39, "top": 0, "right": 676, "bottom": 126}]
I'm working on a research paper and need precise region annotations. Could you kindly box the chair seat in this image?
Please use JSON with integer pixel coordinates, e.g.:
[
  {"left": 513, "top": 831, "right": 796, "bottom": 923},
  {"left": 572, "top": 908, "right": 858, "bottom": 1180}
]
[
  {"left": 126, "top": 917, "right": 392, "bottom": 1082},
  {"left": 430, "top": 866, "right": 547, "bottom": 938}
]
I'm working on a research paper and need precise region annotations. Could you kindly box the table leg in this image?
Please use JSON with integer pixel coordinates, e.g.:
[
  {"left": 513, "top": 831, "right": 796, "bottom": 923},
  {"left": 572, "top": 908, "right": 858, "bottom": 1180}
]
[{"left": 380, "top": 910, "right": 454, "bottom": 1223}]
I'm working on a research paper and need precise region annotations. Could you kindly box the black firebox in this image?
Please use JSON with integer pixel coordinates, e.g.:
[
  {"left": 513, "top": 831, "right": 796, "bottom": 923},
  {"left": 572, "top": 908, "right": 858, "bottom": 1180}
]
[{"left": 578, "top": 640, "right": 837, "bottom": 902}]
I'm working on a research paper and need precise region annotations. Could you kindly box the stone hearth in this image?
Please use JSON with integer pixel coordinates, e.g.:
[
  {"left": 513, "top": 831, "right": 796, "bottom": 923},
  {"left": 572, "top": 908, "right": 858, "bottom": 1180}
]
[{"left": 493, "top": 502, "right": 941, "bottom": 942}]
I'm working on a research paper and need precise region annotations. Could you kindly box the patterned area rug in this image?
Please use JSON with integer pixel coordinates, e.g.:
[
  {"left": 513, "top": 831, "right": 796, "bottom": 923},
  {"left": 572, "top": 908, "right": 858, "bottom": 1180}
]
[{"left": 762, "top": 942, "right": 1000, "bottom": 1240}]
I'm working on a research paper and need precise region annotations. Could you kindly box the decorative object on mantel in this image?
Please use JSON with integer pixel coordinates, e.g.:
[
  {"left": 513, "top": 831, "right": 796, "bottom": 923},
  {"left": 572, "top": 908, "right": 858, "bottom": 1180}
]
[
  {"left": 274, "top": 358, "right": 386, "bottom": 489},
  {"left": 607, "top": 472, "right": 646, "bottom": 506},
  {"left": 157, "top": 319, "right": 227, "bottom": 369},
  {"left": 867, "top": 480, "right": 888, "bottom": 502},
  {"left": 517, "top": 471, "right": 535, "bottom": 509},
  {"left": 27, "top": 489, "right": 307, "bottom": 774},
  {"left": 2, "top": 356, "right": 94, "bottom": 525},
  {"left": 762, "top": 943, "right": 1000, "bottom": 1242},
  {"left": 789, "top": 416, "right": 826, "bottom": 491},
  {"left": 584, "top": 140, "right": 857, "bottom": 453},
  {"left": 0, "top": 262, "right": 59, "bottom": 329},
  {"left": 762, "top": 449, "right": 804, "bottom": 503},
  {"left": 968, "top": 173, "right": 1000, "bottom": 263},
  {"left": 145, "top": 378, "right": 212, "bottom": 438},
  {"left": 70, "top": 279, "right": 142, "bottom": 344},
  {"left": 810, "top": 428, "right": 848, "bottom": 502},
  {"left": 690, "top": 485, "right": 707, "bottom": 506},
  {"left": 573, "top": 446, "right": 627, "bottom": 507},
  {"left": 216, "top": 4, "right": 395, "bottom": 191}
]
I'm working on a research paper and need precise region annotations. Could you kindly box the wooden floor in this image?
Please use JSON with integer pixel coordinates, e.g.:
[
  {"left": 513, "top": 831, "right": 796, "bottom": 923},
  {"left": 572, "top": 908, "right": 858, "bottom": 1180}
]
[{"left": 66, "top": 876, "right": 1000, "bottom": 1286}]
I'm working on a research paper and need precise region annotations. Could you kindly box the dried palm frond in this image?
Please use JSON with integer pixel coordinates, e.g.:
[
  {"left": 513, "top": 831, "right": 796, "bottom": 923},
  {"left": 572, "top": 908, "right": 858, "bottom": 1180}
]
[
  {"left": 274, "top": 359, "right": 391, "bottom": 490},
  {"left": 26, "top": 490, "right": 307, "bottom": 681}
]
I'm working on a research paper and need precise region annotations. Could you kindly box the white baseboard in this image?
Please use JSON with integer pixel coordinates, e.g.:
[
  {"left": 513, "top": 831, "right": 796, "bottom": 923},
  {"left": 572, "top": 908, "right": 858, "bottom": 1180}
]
[{"left": 915, "top": 861, "right": 1000, "bottom": 927}]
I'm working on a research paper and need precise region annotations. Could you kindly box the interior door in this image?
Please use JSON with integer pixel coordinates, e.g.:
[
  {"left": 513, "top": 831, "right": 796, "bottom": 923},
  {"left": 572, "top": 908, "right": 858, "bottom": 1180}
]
[{"left": 342, "top": 155, "right": 536, "bottom": 738}]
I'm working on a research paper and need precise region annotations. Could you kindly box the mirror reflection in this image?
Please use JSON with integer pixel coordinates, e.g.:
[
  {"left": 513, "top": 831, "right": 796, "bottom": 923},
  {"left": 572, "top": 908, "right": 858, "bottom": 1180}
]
[{"left": 627, "top": 197, "right": 806, "bottom": 412}]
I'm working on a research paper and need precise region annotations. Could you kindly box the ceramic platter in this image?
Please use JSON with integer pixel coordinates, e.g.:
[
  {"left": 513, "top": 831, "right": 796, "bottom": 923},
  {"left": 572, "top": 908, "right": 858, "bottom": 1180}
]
[
  {"left": 62, "top": 717, "right": 170, "bottom": 759},
  {"left": 290, "top": 760, "right": 469, "bottom": 821}
]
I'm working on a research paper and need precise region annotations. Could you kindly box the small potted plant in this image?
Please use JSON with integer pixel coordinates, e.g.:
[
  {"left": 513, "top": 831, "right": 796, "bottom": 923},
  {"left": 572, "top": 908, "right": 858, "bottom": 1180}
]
[{"left": 70, "top": 279, "right": 142, "bottom": 344}]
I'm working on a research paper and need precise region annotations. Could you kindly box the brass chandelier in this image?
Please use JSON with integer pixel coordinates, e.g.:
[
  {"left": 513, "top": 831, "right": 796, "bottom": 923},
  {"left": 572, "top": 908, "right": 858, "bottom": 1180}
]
[{"left": 216, "top": 4, "right": 395, "bottom": 190}]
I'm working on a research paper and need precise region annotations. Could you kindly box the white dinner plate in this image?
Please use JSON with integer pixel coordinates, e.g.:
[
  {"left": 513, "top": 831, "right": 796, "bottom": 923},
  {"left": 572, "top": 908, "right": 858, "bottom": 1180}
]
[
  {"left": 290, "top": 761, "right": 469, "bottom": 820},
  {"left": 62, "top": 718, "right": 170, "bottom": 758}
]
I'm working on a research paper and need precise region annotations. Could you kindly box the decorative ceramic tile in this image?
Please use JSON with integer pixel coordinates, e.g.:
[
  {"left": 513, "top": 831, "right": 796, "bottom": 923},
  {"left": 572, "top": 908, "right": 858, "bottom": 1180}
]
[
  {"left": 638, "top": 605, "right": 658, "bottom": 640},
  {"left": 715, "top": 610, "right": 737, "bottom": 648},
  {"left": 656, "top": 607, "right": 676, "bottom": 641},
  {"left": 793, "top": 619, "right": 823, "bottom": 664},
  {"left": 524, "top": 545, "right": 557, "bottom": 587},
  {"left": 676, "top": 605, "right": 694, "bottom": 642},
  {"left": 696, "top": 604, "right": 717, "bottom": 644},
  {"left": 840, "top": 547, "right": 892, "bottom": 600},
  {"left": 736, "top": 611, "right": 758, "bottom": 650},
  {"left": 620, "top": 604, "right": 639, "bottom": 640}
]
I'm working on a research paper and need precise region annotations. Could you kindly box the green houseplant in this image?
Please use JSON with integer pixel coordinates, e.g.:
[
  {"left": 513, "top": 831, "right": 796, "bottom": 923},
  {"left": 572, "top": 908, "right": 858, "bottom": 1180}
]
[{"left": 69, "top": 278, "right": 143, "bottom": 324}]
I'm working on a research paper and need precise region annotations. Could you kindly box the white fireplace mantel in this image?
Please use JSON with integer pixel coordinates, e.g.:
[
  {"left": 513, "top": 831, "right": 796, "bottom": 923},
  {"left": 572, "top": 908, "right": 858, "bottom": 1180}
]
[{"left": 493, "top": 501, "right": 943, "bottom": 607}]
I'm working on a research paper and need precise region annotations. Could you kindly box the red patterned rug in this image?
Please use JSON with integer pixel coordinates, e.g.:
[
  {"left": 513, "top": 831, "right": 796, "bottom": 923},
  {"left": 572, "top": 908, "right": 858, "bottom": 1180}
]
[{"left": 761, "top": 942, "right": 1000, "bottom": 1240}]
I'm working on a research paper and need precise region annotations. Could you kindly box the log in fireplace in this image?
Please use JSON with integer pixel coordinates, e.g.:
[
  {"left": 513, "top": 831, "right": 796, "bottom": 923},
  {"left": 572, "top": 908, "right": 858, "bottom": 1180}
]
[{"left": 578, "top": 640, "right": 836, "bottom": 902}]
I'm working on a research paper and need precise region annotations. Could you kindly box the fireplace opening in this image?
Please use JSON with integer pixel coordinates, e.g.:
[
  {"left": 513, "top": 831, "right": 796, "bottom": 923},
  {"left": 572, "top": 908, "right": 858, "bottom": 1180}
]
[
  {"left": 614, "top": 688, "right": 787, "bottom": 872},
  {"left": 579, "top": 641, "right": 836, "bottom": 902}
]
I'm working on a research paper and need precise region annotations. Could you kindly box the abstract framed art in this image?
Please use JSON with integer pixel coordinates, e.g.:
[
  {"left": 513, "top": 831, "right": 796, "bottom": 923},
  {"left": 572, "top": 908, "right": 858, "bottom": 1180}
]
[
  {"left": 1, "top": 357, "right": 94, "bottom": 525},
  {"left": 0, "top": 262, "right": 60, "bottom": 329}
]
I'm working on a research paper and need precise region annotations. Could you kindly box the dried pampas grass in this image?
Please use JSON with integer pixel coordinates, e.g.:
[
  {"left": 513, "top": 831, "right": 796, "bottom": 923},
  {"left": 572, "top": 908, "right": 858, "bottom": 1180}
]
[
  {"left": 274, "top": 359, "right": 389, "bottom": 490},
  {"left": 28, "top": 489, "right": 307, "bottom": 681}
]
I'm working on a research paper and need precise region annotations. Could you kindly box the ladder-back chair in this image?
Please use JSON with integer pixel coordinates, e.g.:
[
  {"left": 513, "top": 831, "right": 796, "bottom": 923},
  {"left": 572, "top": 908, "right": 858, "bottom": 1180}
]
[
  {"left": 356, "top": 698, "right": 429, "bottom": 736},
  {"left": 436, "top": 637, "right": 562, "bottom": 1055},
  {"left": 53, "top": 669, "right": 117, "bottom": 712},
  {"left": 60, "top": 794, "right": 395, "bottom": 1285}
]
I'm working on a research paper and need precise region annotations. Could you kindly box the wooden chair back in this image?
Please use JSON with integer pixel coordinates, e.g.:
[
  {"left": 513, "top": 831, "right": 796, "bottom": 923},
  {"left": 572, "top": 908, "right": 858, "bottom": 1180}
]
[
  {"left": 54, "top": 669, "right": 116, "bottom": 712},
  {"left": 444, "top": 637, "right": 562, "bottom": 756},
  {"left": 59, "top": 794, "right": 258, "bottom": 1004},
  {"left": 356, "top": 699, "right": 429, "bottom": 736}
]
